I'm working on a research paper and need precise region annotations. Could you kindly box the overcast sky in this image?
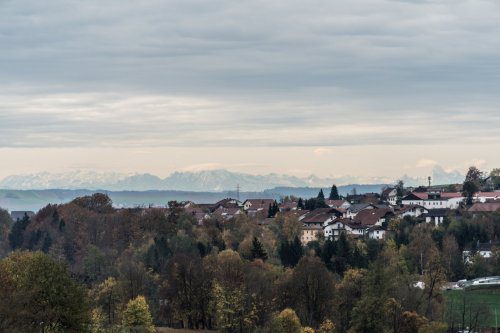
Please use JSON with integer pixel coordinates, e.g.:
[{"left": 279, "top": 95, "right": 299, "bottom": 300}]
[{"left": 1, "top": 0, "right": 499, "bottom": 180}]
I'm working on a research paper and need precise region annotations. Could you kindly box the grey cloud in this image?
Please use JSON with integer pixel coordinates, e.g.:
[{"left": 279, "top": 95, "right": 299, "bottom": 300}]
[{"left": 0, "top": 0, "right": 499, "bottom": 147}]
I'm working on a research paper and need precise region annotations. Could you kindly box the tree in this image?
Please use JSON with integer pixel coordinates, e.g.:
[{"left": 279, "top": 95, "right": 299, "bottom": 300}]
[
  {"left": 90, "top": 277, "right": 121, "bottom": 326},
  {"left": 279, "top": 236, "right": 303, "bottom": 267},
  {"left": 251, "top": 237, "right": 268, "bottom": 261},
  {"left": 298, "top": 198, "right": 305, "bottom": 210},
  {"left": 318, "top": 319, "right": 336, "bottom": 333},
  {"left": 268, "top": 201, "right": 280, "bottom": 218},
  {"left": 490, "top": 168, "right": 500, "bottom": 190},
  {"left": 462, "top": 166, "right": 484, "bottom": 205},
  {"left": 0, "top": 251, "right": 89, "bottom": 332},
  {"left": 272, "top": 308, "right": 302, "bottom": 333},
  {"left": 71, "top": 193, "right": 114, "bottom": 213},
  {"left": 122, "top": 295, "right": 155, "bottom": 333},
  {"left": 329, "top": 185, "right": 340, "bottom": 200},
  {"left": 0, "top": 208, "right": 12, "bottom": 256},
  {"left": 212, "top": 250, "right": 246, "bottom": 332},
  {"left": 316, "top": 189, "right": 327, "bottom": 208},
  {"left": 8, "top": 213, "right": 30, "bottom": 249},
  {"left": 291, "top": 256, "right": 335, "bottom": 327},
  {"left": 396, "top": 180, "right": 405, "bottom": 204}
]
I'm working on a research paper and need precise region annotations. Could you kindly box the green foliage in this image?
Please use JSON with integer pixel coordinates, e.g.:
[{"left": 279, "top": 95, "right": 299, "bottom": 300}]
[
  {"left": 122, "top": 295, "right": 156, "bottom": 333},
  {"left": 0, "top": 251, "right": 89, "bottom": 332}
]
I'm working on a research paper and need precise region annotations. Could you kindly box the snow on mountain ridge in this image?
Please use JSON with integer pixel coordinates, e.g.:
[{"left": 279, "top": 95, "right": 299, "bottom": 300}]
[{"left": 0, "top": 168, "right": 464, "bottom": 191}]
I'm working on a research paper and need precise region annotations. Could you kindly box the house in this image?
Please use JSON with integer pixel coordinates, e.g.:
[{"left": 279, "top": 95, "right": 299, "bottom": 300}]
[
  {"left": 301, "top": 224, "right": 323, "bottom": 244},
  {"left": 394, "top": 205, "right": 428, "bottom": 219},
  {"left": 324, "top": 218, "right": 366, "bottom": 239},
  {"left": 10, "top": 211, "right": 35, "bottom": 222},
  {"left": 184, "top": 207, "right": 211, "bottom": 225},
  {"left": 367, "top": 225, "right": 386, "bottom": 240},
  {"left": 468, "top": 202, "right": 500, "bottom": 213},
  {"left": 213, "top": 206, "right": 243, "bottom": 220},
  {"left": 300, "top": 208, "right": 343, "bottom": 228},
  {"left": 473, "top": 192, "right": 500, "bottom": 203},
  {"left": 325, "top": 199, "right": 351, "bottom": 210},
  {"left": 463, "top": 242, "right": 495, "bottom": 263},
  {"left": 242, "top": 199, "right": 275, "bottom": 217},
  {"left": 279, "top": 201, "right": 299, "bottom": 212},
  {"left": 243, "top": 199, "right": 275, "bottom": 211},
  {"left": 401, "top": 192, "right": 464, "bottom": 209},
  {"left": 381, "top": 187, "right": 398, "bottom": 205},
  {"left": 211, "top": 198, "right": 242, "bottom": 212},
  {"left": 353, "top": 208, "right": 394, "bottom": 226},
  {"left": 422, "top": 208, "right": 449, "bottom": 226},
  {"left": 346, "top": 203, "right": 376, "bottom": 219}
]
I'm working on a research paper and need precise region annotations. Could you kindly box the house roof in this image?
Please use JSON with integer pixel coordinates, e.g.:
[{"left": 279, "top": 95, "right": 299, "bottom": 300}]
[
  {"left": 468, "top": 202, "right": 500, "bottom": 213},
  {"left": 325, "top": 199, "right": 349, "bottom": 207},
  {"left": 279, "top": 201, "right": 298, "bottom": 210},
  {"left": 477, "top": 242, "right": 493, "bottom": 252},
  {"left": 475, "top": 192, "right": 500, "bottom": 199},
  {"left": 381, "top": 187, "right": 396, "bottom": 198},
  {"left": 404, "top": 192, "right": 465, "bottom": 201},
  {"left": 348, "top": 203, "right": 374, "bottom": 213},
  {"left": 301, "top": 208, "right": 342, "bottom": 224},
  {"left": 214, "top": 206, "right": 242, "bottom": 216},
  {"left": 244, "top": 199, "right": 275, "bottom": 209},
  {"left": 354, "top": 208, "right": 393, "bottom": 226}
]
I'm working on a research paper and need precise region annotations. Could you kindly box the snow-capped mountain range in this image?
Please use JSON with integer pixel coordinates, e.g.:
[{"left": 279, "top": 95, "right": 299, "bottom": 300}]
[{"left": 0, "top": 166, "right": 464, "bottom": 192}]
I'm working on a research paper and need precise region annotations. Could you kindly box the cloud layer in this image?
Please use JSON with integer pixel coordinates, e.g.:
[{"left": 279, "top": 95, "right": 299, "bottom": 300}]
[{"left": 1, "top": 0, "right": 499, "bottom": 151}]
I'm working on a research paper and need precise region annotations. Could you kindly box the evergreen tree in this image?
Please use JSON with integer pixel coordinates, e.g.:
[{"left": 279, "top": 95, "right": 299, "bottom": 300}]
[
  {"left": 321, "top": 238, "right": 336, "bottom": 271},
  {"left": 8, "top": 213, "right": 30, "bottom": 250},
  {"left": 267, "top": 201, "right": 280, "bottom": 218},
  {"left": 278, "top": 236, "right": 303, "bottom": 267},
  {"left": 250, "top": 237, "right": 268, "bottom": 261},
  {"left": 328, "top": 184, "right": 340, "bottom": 200},
  {"left": 297, "top": 198, "right": 304, "bottom": 209},
  {"left": 316, "top": 189, "right": 328, "bottom": 208},
  {"left": 333, "top": 232, "right": 351, "bottom": 275}
]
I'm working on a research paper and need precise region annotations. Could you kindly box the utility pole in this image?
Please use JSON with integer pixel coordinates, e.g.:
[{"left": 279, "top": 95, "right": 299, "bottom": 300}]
[{"left": 236, "top": 184, "right": 240, "bottom": 201}]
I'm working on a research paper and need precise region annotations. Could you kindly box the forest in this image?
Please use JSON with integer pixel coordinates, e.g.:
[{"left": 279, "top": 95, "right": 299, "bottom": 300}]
[{"left": 0, "top": 192, "right": 499, "bottom": 332}]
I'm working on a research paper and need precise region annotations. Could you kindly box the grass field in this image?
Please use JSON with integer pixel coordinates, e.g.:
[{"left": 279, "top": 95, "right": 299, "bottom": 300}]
[{"left": 444, "top": 287, "right": 500, "bottom": 328}]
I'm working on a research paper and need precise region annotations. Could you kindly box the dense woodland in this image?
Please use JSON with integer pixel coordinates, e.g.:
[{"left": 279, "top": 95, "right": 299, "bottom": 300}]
[{"left": 1, "top": 174, "right": 500, "bottom": 332}]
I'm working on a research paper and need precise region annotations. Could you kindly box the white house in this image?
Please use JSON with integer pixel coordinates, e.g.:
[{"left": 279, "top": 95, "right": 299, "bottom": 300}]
[
  {"left": 402, "top": 192, "right": 464, "bottom": 209},
  {"left": 324, "top": 219, "right": 366, "bottom": 239},
  {"left": 367, "top": 225, "right": 386, "bottom": 240},
  {"left": 423, "top": 209, "right": 449, "bottom": 226},
  {"left": 381, "top": 188, "right": 398, "bottom": 205},
  {"left": 474, "top": 192, "right": 500, "bottom": 203}
]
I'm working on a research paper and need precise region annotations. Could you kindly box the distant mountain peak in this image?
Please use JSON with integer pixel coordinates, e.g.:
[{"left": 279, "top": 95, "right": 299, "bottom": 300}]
[{"left": 0, "top": 167, "right": 464, "bottom": 191}]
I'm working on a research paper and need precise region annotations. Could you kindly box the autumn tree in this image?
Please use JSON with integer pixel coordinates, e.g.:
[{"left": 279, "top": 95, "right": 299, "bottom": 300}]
[
  {"left": 271, "top": 308, "right": 302, "bottom": 333},
  {"left": 122, "top": 295, "right": 156, "bottom": 333}
]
